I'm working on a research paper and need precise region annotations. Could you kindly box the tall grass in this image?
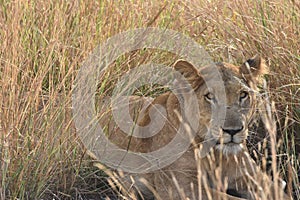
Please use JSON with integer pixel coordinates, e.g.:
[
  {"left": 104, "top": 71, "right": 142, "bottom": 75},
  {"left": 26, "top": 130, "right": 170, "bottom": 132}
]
[{"left": 0, "top": 0, "right": 299, "bottom": 199}]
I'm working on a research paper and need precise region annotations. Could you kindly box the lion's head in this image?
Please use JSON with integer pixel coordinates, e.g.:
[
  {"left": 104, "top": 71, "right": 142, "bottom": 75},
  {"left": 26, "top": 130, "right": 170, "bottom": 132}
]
[{"left": 174, "top": 55, "right": 268, "bottom": 155}]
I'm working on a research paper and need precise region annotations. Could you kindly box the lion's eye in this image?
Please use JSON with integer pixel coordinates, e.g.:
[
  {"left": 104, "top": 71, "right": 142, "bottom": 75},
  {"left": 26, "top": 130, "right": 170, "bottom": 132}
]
[
  {"left": 205, "top": 92, "right": 215, "bottom": 102},
  {"left": 239, "top": 91, "right": 249, "bottom": 100}
]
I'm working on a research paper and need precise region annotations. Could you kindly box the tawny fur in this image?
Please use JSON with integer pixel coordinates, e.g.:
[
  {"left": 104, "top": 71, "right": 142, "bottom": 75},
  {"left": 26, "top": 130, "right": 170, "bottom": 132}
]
[{"left": 93, "top": 55, "right": 288, "bottom": 200}]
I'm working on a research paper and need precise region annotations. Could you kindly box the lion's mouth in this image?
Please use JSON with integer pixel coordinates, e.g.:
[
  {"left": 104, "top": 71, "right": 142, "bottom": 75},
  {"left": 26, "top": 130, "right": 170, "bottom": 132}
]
[
  {"left": 216, "top": 141, "right": 241, "bottom": 145},
  {"left": 215, "top": 142, "right": 244, "bottom": 155}
]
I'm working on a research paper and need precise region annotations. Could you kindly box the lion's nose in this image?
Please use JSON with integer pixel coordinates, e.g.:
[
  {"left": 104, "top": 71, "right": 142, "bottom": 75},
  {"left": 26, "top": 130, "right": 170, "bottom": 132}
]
[{"left": 222, "top": 126, "right": 244, "bottom": 136}]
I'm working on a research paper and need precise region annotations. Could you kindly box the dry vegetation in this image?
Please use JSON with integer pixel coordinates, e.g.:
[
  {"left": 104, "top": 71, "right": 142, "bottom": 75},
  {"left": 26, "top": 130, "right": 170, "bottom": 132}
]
[{"left": 0, "top": 0, "right": 299, "bottom": 199}]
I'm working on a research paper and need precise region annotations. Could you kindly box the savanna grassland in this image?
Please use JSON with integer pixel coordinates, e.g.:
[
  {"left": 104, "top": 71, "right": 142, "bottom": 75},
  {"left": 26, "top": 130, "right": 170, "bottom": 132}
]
[{"left": 0, "top": 0, "right": 299, "bottom": 199}]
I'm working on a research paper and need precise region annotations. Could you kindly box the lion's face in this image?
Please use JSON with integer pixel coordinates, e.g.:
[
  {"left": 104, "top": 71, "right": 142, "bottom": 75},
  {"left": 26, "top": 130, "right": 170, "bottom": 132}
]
[
  {"left": 196, "top": 65, "right": 254, "bottom": 155},
  {"left": 174, "top": 55, "right": 267, "bottom": 155}
]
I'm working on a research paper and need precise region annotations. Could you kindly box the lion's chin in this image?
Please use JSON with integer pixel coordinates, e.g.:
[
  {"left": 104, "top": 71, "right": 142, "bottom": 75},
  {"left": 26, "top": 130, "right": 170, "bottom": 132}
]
[{"left": 215, "top": 143, "right": 244, "bottom": 155}]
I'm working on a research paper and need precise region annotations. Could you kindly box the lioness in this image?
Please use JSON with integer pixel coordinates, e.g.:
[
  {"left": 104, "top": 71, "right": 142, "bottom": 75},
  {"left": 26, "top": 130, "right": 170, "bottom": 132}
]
[{"left": 95, "top": 55, "right": 288, "bottom": 200}]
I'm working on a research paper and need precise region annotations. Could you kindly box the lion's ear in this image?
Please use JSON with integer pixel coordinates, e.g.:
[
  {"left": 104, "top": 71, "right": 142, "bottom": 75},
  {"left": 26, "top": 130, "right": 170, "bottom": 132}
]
[
  {"left": 173, "top": 59, "right": 203, "bottom": 90},
  {"left": 240, "top": 55, "right": 269, "bottom": 82}
]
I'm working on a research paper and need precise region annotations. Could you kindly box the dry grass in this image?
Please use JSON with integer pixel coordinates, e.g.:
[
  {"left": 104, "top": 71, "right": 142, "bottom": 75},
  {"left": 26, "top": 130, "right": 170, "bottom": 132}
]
[{"left": 0, "top": 0, "right": 299, "bottom": 199}]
